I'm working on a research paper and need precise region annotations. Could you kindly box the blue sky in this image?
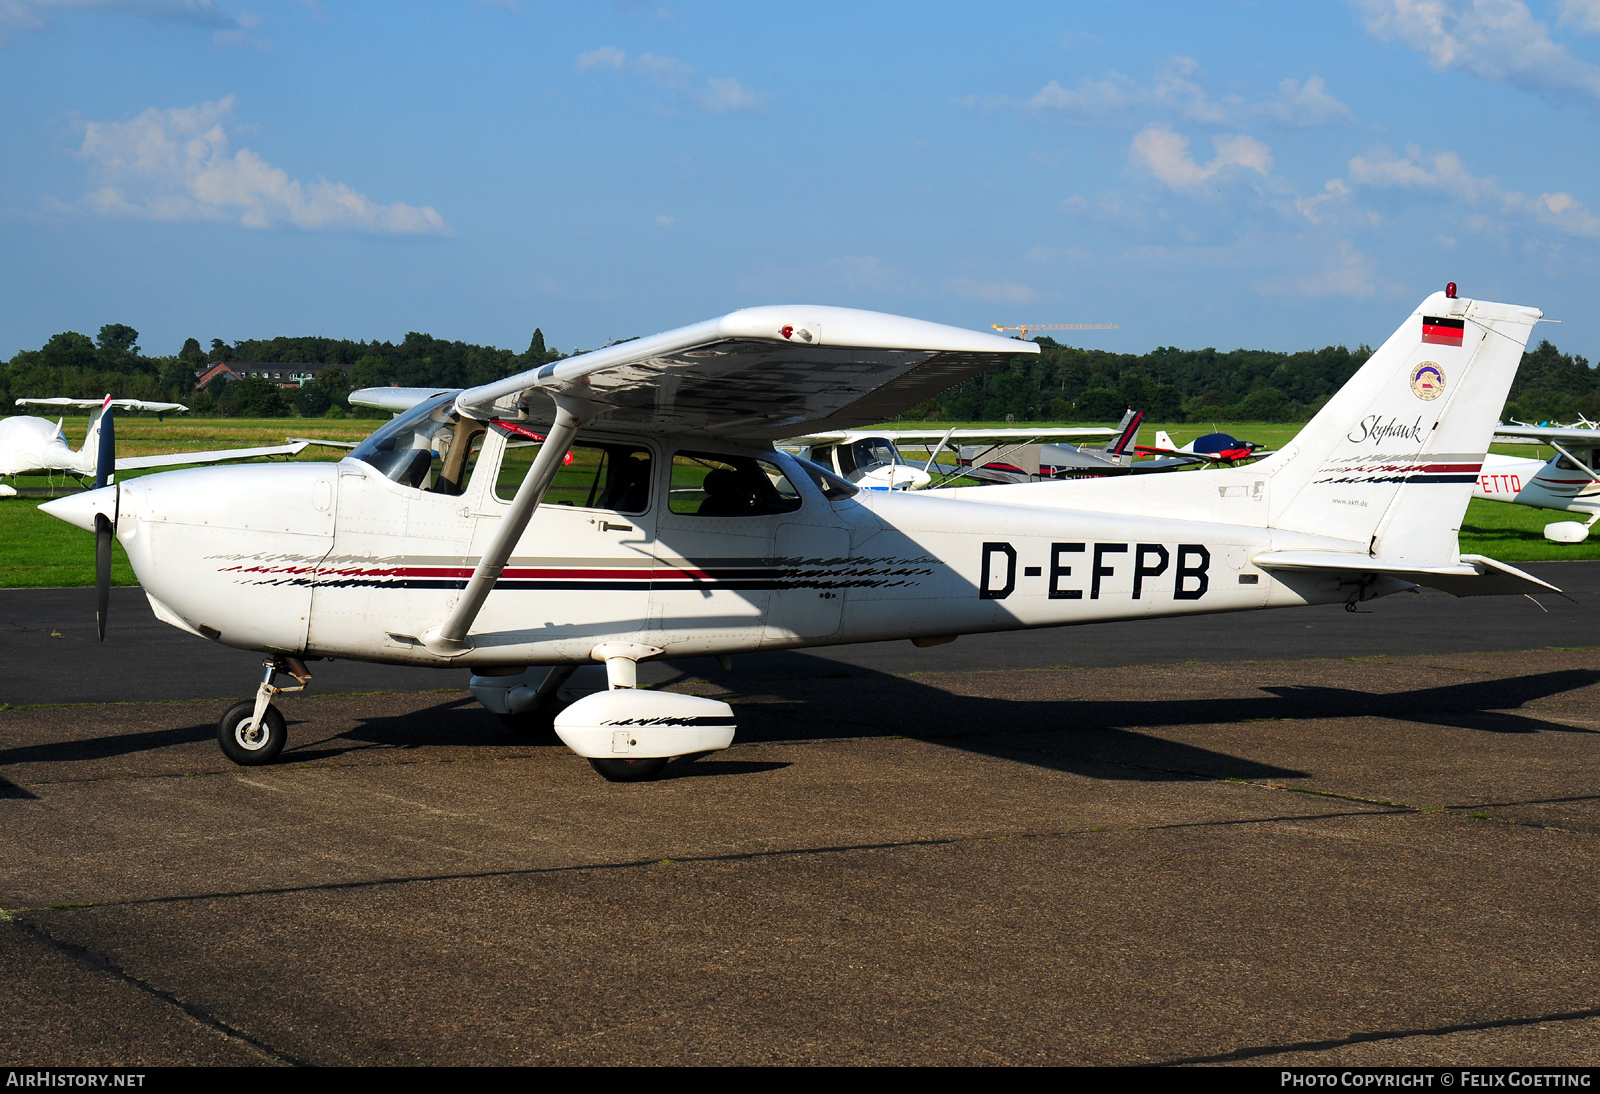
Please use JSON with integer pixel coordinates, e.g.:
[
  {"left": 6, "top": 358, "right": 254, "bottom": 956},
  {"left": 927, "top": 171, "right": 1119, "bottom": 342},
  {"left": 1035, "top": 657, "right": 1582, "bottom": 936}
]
[{"left": 3, "top": 1, "right": 1600, "bottom": 362}]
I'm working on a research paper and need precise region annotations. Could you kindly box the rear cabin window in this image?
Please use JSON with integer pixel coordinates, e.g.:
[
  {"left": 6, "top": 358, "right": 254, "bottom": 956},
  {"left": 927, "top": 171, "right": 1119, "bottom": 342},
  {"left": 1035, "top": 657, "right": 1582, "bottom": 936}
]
[
  {"left": 669, "top": 452, "right": 803, "bottom": 517},
  {"left": 492, "top": 426, "right": 652, "bottom": 513}
]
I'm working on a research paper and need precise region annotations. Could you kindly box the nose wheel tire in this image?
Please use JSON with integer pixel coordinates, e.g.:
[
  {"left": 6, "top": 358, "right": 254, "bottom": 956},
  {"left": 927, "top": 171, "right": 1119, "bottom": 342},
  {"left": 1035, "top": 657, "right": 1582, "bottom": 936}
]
[
  {"left": 588, "top": 757, "right": 670, "bottom": 782},
  {"left": 218, "top": 701, "right": 287, "bottom": 766}
]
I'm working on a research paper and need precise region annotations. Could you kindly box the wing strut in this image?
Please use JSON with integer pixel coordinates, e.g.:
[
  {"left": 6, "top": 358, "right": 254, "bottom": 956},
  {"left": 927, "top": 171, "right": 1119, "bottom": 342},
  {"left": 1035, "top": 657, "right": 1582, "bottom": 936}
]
[{"left": 421, "top": 396, "right": 591, "bottom": 656}]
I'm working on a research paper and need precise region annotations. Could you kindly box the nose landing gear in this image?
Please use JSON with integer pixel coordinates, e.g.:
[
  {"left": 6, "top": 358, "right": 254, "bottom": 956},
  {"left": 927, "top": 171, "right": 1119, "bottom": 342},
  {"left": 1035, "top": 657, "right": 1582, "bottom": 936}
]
[{"left": 217, "top": 657, "right": 312, "bottom": 766}]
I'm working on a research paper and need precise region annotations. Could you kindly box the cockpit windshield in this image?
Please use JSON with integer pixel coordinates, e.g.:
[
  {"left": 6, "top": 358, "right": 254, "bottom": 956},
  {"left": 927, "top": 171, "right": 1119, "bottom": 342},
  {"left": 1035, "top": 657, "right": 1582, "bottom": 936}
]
[
  {"left": 850, "top": 437, "right": 902, "bottom": 468},
  {"left": 348, "top": 390, "right": 485, "bottom": 495}
]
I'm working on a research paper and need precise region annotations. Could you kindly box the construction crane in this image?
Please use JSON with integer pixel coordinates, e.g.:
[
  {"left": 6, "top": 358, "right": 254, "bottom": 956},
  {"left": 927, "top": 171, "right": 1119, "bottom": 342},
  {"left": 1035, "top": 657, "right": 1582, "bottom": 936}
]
[{"left": 991, "top": 323, "right": 1118, "bottom": 341}]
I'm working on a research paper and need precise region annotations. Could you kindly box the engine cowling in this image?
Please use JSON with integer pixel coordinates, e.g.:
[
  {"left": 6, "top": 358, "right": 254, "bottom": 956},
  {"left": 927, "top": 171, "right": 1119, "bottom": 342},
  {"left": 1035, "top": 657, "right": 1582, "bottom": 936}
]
[{"left": 554, "top": 690, "right": 736, "bottom": 759}]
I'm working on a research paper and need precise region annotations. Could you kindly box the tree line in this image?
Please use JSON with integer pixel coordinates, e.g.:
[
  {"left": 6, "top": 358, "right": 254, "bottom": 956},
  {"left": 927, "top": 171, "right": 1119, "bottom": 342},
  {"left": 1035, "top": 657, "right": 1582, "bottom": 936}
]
[
  {"left": 0, "top": 325, "right": 561, "bottom": 419},
  {"left": 909, "top": 337, "right": 1598, "bottom": 424},
  {"left": 1, "top": 323, "right": 1593, "bottom": 424}
]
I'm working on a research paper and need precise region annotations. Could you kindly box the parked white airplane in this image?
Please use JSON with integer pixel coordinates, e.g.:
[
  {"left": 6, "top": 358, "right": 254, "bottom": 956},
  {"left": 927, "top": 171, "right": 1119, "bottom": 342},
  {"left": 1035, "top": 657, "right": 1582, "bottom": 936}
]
[
  {"left": 42, "top": 292, "right": 1553, "bottom": 782},
  {"left": 1145, "top": 429, "right": 1274, "bottom": 465},
  {"left": 0, "top": 396, "right": 311, "bottom": 496},
  {"left": 785, "top": 424, "right": 1119, "bottom": 490},
  {"left": 1474, "top": 423, "right": 1600, "bottom": 542},
  {"left": 953, "top": 409, "right": 1199, "bottom": 483}
]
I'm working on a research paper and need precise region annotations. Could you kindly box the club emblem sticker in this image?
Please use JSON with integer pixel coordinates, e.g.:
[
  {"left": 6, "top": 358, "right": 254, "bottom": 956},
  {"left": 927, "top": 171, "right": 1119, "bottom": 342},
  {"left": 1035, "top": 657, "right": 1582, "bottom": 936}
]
[{"left": 1410, "top": 362, "right": 1445, "bottom": 401}]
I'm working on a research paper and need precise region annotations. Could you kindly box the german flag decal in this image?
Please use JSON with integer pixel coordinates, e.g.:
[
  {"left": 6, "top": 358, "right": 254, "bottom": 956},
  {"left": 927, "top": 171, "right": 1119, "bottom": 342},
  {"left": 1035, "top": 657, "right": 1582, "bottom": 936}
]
[{"left": 1421, "top": 315, "right": 1465, "bottom": 347}]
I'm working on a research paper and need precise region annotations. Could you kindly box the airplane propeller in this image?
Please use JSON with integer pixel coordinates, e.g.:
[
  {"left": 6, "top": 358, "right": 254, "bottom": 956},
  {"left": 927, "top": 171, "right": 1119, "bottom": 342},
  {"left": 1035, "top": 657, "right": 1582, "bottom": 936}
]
[
  {"left": 93, "top": 400, "right": 116, "bottom": 641},
  {"left": 94, "top": 511, "right": 112, "bottom": 640}
]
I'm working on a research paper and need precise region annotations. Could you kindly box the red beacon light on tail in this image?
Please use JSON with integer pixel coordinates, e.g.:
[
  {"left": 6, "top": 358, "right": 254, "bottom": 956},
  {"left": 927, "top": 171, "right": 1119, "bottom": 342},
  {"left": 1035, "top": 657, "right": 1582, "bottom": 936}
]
[{"left": 1446, "top": 282, "right": 1458, "bottom": 299}]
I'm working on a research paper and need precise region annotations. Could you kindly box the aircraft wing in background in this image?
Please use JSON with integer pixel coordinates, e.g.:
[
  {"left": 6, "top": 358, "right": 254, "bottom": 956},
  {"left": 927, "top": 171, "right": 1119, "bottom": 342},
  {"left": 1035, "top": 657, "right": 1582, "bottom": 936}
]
[
  {"left": 349, "top": 387, "right": 458, "bottom": 414},
  {"left": 785, "top": 425, "right": 1117, "bottom": 446},
  {"left": 287, "top": 436, "right": 359, "bottom": 450},
  {"left": 1493, "top": 424, "right": 1600, "bottom": 447},
  {"left": 114, "top": 441, "right": 312, "bottom": 471},
  {"left": 17, "top": 398, "right": 189, "bottom": 413}
]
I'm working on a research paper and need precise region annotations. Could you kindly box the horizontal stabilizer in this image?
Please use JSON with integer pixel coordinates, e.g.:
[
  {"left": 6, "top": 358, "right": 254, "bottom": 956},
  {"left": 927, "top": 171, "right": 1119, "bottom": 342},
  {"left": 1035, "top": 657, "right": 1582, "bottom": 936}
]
[
  {"left": 17, "top": 397, "right": 188, "bottom": 413},
  {"left": 1253, "top": 551, "right": 1560, "bottom": 598}
]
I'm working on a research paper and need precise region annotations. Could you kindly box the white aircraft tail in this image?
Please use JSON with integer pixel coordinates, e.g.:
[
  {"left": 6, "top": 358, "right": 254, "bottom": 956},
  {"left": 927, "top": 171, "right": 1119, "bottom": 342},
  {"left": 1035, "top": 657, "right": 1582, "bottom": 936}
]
[
  {"left": 1257, "top": 291, "right": 1542, "bottom": 562},
  {"left": 73, "top": 396, "right": 113, "bottom": 476},
  {"left": 1154, "top": 429, "right": 1176, "bottom": 452}
]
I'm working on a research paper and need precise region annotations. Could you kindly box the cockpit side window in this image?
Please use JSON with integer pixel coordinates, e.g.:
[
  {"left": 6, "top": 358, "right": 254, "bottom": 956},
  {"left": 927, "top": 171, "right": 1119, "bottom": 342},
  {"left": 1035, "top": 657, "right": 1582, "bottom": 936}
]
[
  {"left": 668, "top": 451, "right": 803, "bottom": 517},
  {"left": 490, "top": 423, "right": 652, "bottom": 513}
]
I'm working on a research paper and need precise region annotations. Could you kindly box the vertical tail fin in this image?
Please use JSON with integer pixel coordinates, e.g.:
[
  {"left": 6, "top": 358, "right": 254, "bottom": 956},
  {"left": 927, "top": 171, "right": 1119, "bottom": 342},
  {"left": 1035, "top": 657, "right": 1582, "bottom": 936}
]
[
  {"left": 77, "top": 395, "right": 113, "bottom": 482},
  {"left": 1260, "top": 292, "right": 1541, "bottom": 562},
  {"left": 1154, "top": 429, "right": 1176, "bottom": 451},
  {"left": 1103, "top": 408, "right": 1143, "bottom": 459}
]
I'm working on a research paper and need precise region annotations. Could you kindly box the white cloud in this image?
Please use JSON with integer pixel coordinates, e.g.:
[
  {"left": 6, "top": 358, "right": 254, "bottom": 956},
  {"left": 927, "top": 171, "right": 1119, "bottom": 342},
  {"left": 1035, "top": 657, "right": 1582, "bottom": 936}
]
[
  {"left": 1293, "top": 242, "right": 1382, "bottom": 298},
  {"left": 0, "top": 0, "right": 262, "bottom": 44},
  {"left": 1026, "top": 57, "right": 1226, "bottom": 126},
  {"left": 1559, "top": 0, "right": 1600, "bottom": 33},
  {"left": 1010, "top": 57, "right": 1350, "bottom": 128},
  {"left": 734, "top": 254, "right": 925, "bottom": 299},
  {"left": 655, "top": 214, "right": 678, "bottom": 228},
  {"left": 824, "top": 256, "right": 908, "bottom": 293},
  {"left": 1130, "top": 126, "right": 1274, "bottom": 189},
  {"left": 944, "top": 277, "right": 1038, "bottom": 304},
  {"left": 576, "top": 45, "right": 764, "bottom": 115},
  {"left": 74, "top": 96, "right": 448, "bottom": 234},
  {"left": 1350, "top": 0, "right": 1600, "bottom": 103},
  {"left": 698, "top": 76, "right": 762, "bottom": 115},
  {"left": 1253, "top": 77, "right": 1356, "bottom": 125},
  {"left": 1336, "top": 143, "right": 1600, "bottom": 237}
]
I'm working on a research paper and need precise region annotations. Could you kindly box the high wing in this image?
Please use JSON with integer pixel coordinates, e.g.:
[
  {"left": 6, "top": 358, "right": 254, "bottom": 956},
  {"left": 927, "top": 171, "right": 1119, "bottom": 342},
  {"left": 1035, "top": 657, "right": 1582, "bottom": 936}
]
[
  {"left": 115, "top": 440, "right": 311, "bottom": 471},
  {"left": 17, "top": 398, "right": 189, "bottom": 413},
  {"left": 349, "top": 387, "right": 457, "bottom": 414},
  {"left": 786, "top": 426, "right": 1116, "bottom": 446},
  {"left": 453, "top": 305, "right": 1037, "bottom": 440},
  {"left": 1493, "top": 424, "right": 1600, "bottom": 447}
]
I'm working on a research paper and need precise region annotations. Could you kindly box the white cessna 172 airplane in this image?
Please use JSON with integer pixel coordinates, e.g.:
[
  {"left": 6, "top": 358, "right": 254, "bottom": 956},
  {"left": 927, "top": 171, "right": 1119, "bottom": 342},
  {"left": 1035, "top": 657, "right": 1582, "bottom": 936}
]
[
  {"left": 0, "top": 396, "right": 311, "bottom": 496},
  {"left": 1474, "top": 422, "right": 1600, "bottom": 542},
  {"left": 41, "top": 291, "right": 1556, "bottom": 782}
]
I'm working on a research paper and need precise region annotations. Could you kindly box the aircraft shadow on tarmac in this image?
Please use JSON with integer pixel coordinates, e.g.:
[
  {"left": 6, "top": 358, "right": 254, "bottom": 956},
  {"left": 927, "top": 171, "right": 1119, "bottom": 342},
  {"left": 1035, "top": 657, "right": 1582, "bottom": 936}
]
[{"left": 4, "top": 659, "right": 1596, "bottom": 784}]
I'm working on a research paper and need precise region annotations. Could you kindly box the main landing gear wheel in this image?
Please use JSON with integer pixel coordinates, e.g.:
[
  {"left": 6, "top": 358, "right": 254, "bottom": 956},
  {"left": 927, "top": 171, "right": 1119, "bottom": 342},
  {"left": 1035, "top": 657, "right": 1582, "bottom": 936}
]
[
  {"left": 588, "top": 757, "right": 670, "bottom": 783},
  {"left": 218, "top": 700, "right": 287, "bottom": 766}
]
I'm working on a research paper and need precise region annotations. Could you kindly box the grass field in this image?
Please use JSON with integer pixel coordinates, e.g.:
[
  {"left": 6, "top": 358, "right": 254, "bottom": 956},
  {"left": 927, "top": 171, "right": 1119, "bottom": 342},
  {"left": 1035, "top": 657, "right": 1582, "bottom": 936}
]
[{"left": 0, "top": 415, "right": 1590, "bottom": 588}]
